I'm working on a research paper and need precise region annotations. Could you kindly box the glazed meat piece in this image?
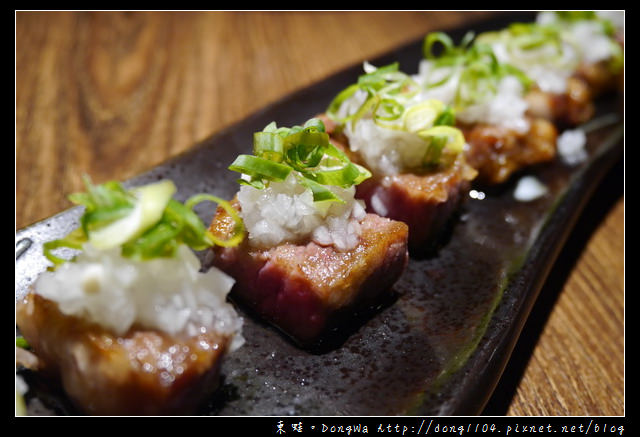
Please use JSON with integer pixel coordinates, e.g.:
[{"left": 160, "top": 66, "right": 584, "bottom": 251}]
[
  {"left": 14, "top": 178, "right": 245, "bottom": 415},
  {"left": 209, "top": 201, "right": 409, "bottom": 346},
  {"left": 411, "top": 33, "right": 561, "bottom": 186},
  {"left": 354, "top": 156, "right": 476, "bottom": 252},
  {"left": 461, "top": 117, "right": 558, "bottom": 185},
  {"left": 524, "top": 77, "right": 595, "bottom": 127},
  {"left": 321, "top": 86, "right": 477, "bottom": 252},
  {"left": 215, "top": 117, "right": 409, "bottom": 346},
  {"left": 16, "top": 292, "right": 231, "bottom": 416},
  {"left": 574, "top": 59, "right": 624, "bottom": 97},
  {"left": 326, "top": 121, "right": 475, "bottom": 251}
]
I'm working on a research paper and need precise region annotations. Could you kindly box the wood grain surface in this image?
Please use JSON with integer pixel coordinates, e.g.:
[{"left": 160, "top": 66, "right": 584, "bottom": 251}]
[{"left": 15, "top": 11, "right": 624, "bottom": 417}]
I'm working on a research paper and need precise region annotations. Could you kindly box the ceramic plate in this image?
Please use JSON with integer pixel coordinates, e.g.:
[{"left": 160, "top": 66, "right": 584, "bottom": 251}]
[{"left": 15, "top": 13, "right": 623, "bottom": 416}]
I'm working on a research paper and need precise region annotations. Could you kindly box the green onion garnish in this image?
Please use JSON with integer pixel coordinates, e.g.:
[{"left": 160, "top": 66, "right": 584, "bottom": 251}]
[
  {"left": 418, "top": 125, "right": 465, "bottom": 168},
  {"left": 542, "top": 12, "right": 623, "bottom": 73},
  {"left": 477, "top": 22, "right": 568, "bottom": 69},
  {"left": 229, "top": 118, "right": 371, "bottom": 203},
  {"left": 326, "top": 61, "right": 459, "bottom": 133},
  {"left": 16, "top": 336, "right": 29, "bottom": 349},
  {"left": 547, "top": 11, "right": 616, "bottom": 36},
  {"left": 326, "top": 61, "right": 466, "bottom": 169},
  {"left": 326, "top": 62, "right": 421, "bottom": 129},
  {"left": 422, "top": 31, "right": 533, "bottom": 110},
  {"left": 476, "top": 14, "right": 623, "bottom": 76},
  {"left": 43, "top": 177, "right": 243, "bottom": 267}
]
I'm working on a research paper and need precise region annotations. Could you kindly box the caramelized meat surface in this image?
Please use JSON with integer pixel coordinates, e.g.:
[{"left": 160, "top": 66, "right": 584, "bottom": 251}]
[
  {"left": 322, "top": 115, "right": 476, "bottom": 251},
  {"left": 16, "top": 293, "right": 230, "bottom": 415},
  {"left": 354, "top": 156, "right": 476, "bottom": 252},
  {"left": 209, "top": 203, "right": 408, "bottom": 346},
  {"left": 574, "top": 61, "right": 623, "bottom": 98},
  {"left": 524, "top": 78, "right": 595, "bottom": 127},
  {"left": 461, "top": 117, "right": 558, "bottom": 185}
]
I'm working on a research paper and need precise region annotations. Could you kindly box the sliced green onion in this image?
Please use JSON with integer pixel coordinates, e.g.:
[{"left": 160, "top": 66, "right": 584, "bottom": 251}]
[
  {"left": 16, "top": 336, "right": 29, "bottom": 349},
  {"left": 423, "top": 32, "right": 459, "bottom": 62},
  {"left": 422, "top": 135, "right": 448, "bottom": 166},
  {"left": 346, "top": 94, "right": 379, "bottom": 129},
  {"left": 42, "top": 177, "right": 244, "bottom": 267},
  {"left": 283, "top": 129, "right": 328, "bottom": 170},
  {"left": 375, "top": 98, "right": 405, "bottom": 122},
  {"left": 357, "top": 62, "right": 400, "bottom": 91},
  {"left": 326, "top": 62, "right": 420, "bottom": 129},
  {"left": 554, "top": 11, "right": 597, "bottom": 22},
  {"left": 418, "top": 125, "right": 465, "bottom": 167},
  {"left": 43, "top": 227, "right": 87, "bottom": 267},
  {"left": 420, "top": 126, "right": 465, "bottom": 153},
  {"left": 230, "top": 118, "right": 371, "bottom": 202},
  {"left": 70, "top": 176, "right": 136, "bottom": 237},
  {"left": 607, "top": 41, "right": 624, "bottom": 73},
  {"left": 312, "top": 162, "right": 366, "bottom": 187},
  {"left": 253, "top": 131, "right": 284, "bottom": 162},
  {"left": 324, "top": 60, "right": 467, "bottom": 170},
  {"left": 237, "top": 178, "right": 265, "bottom": 190},
  {"left": 297, "top": 176, "right": 343, "bottom": 203},
  {"left": 121, "top": 221, "right": 180, "bottom": 260},
  {"left": 422, "top": 31, "right": 534, "bottom": 110},
  {"left": 302, "top": 117, "right": 326, "bottom": 132},
  {"left": 476, "top": 22, "right": 577, "bottom": 74},
  {"left": 186, "top": 194, "right": 245, "bottom": 248},
  {"left": 507, "top": 23, "right": 561, "bottom": 49},
  {"left": 121, "top": 194, "right": 244, "bottom": 260},
  {"left": 326, "top": 84, "right": 360, "bottom": 122},
  {"left": 403, "top": 100, "right": 446, "bottom": 133},
  {"left": 88, "top": 179, "right": 176, "bottom": 250},
  {"left": 229, "top": 154, "right": 292, "bottom": 182},
  {"left": 433, "top": 105, "right": 456, "bottom": 126}
]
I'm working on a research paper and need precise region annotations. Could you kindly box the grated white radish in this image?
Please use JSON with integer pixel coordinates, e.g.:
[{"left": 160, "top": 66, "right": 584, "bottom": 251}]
[
  {"left": 413, "top": 62, "right": 531, "bottom": 131},
  {"left": 16, "top": 375, "right": 28, "bottom": 395},
  {"left": 557, "top": 128, "right": 588, "bottom": 165},
  {"left": 344, "top": 116, "right": 435, "bottom": 176},
  {"left": 513, "top": 175, "right": 548, "bottom": 202},
  {"left": 536, "top": 12, "right": 622, "bottom": 65},
  {"left": 34, "top": 244, "right": 244, "bottom": 350},
  {"left": 237, "top": 173, "right": 366, "bottom": 251},
  {"left": 596, "top": 11, "right": 624, "bottom": 33},
  {"left": 337, "top": 88, "right": 468, "bottom": 176},
  {"left": 339, "top": 68, "right": 528, "bottom": 176},
  {"left": 491, "top": 39, "right": 577, "bottom": 94},
  {"left": 485, "top": 12, "right": 620, "bottom": 94}
]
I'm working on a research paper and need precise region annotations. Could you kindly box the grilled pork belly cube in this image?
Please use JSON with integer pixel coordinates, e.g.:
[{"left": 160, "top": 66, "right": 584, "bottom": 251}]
[
  {"left": 524, "top": 78, "right": 595, "bottom": 127},
  {"left": 16, "top": 292, "right": 232, "bottom": 416},
  {"left": 15, "top": 178, "right": 245, "bottom": 415},
  {"left": 324, "top": 116, "right": 476, "bottom": 252},
  {"left": 209, "top": 200, "right": 409, "bottom": 346},
  {"left": 354, "top": 155, "right": 476, "bottom": 253},
  {"left": 460, "top": 117, "right": 558, "bottom": 185},
  {"left": 413, "top": 51, "right": 559, "bottom": 184},
  {"left": 574, "top": 61, "right": 623, "bottom": 97},
  {"left": 475, "top": 12, "right": 623, "bottom": 127},
  {"left": 525, "top": 61, "right": 623, "bottom": 127}
]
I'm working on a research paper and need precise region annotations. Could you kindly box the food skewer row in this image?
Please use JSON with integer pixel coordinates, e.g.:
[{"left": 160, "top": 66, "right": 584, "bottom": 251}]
[
  {"left": 477, "top": 11, "right": 624, "bottom": 126},
  {"left": 321, "top": 11, "right": 623, "bottom": 247}
]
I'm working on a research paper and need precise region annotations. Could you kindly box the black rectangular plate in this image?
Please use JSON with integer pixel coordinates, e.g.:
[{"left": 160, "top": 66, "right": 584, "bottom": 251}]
[{"left": 15, "top": 12, "right": 624, "bottom": 416}]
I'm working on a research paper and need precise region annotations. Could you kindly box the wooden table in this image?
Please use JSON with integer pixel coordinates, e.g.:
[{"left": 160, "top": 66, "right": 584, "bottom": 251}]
[{"left": 15, "top": 11, "right": 624, "bottom": 417}]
